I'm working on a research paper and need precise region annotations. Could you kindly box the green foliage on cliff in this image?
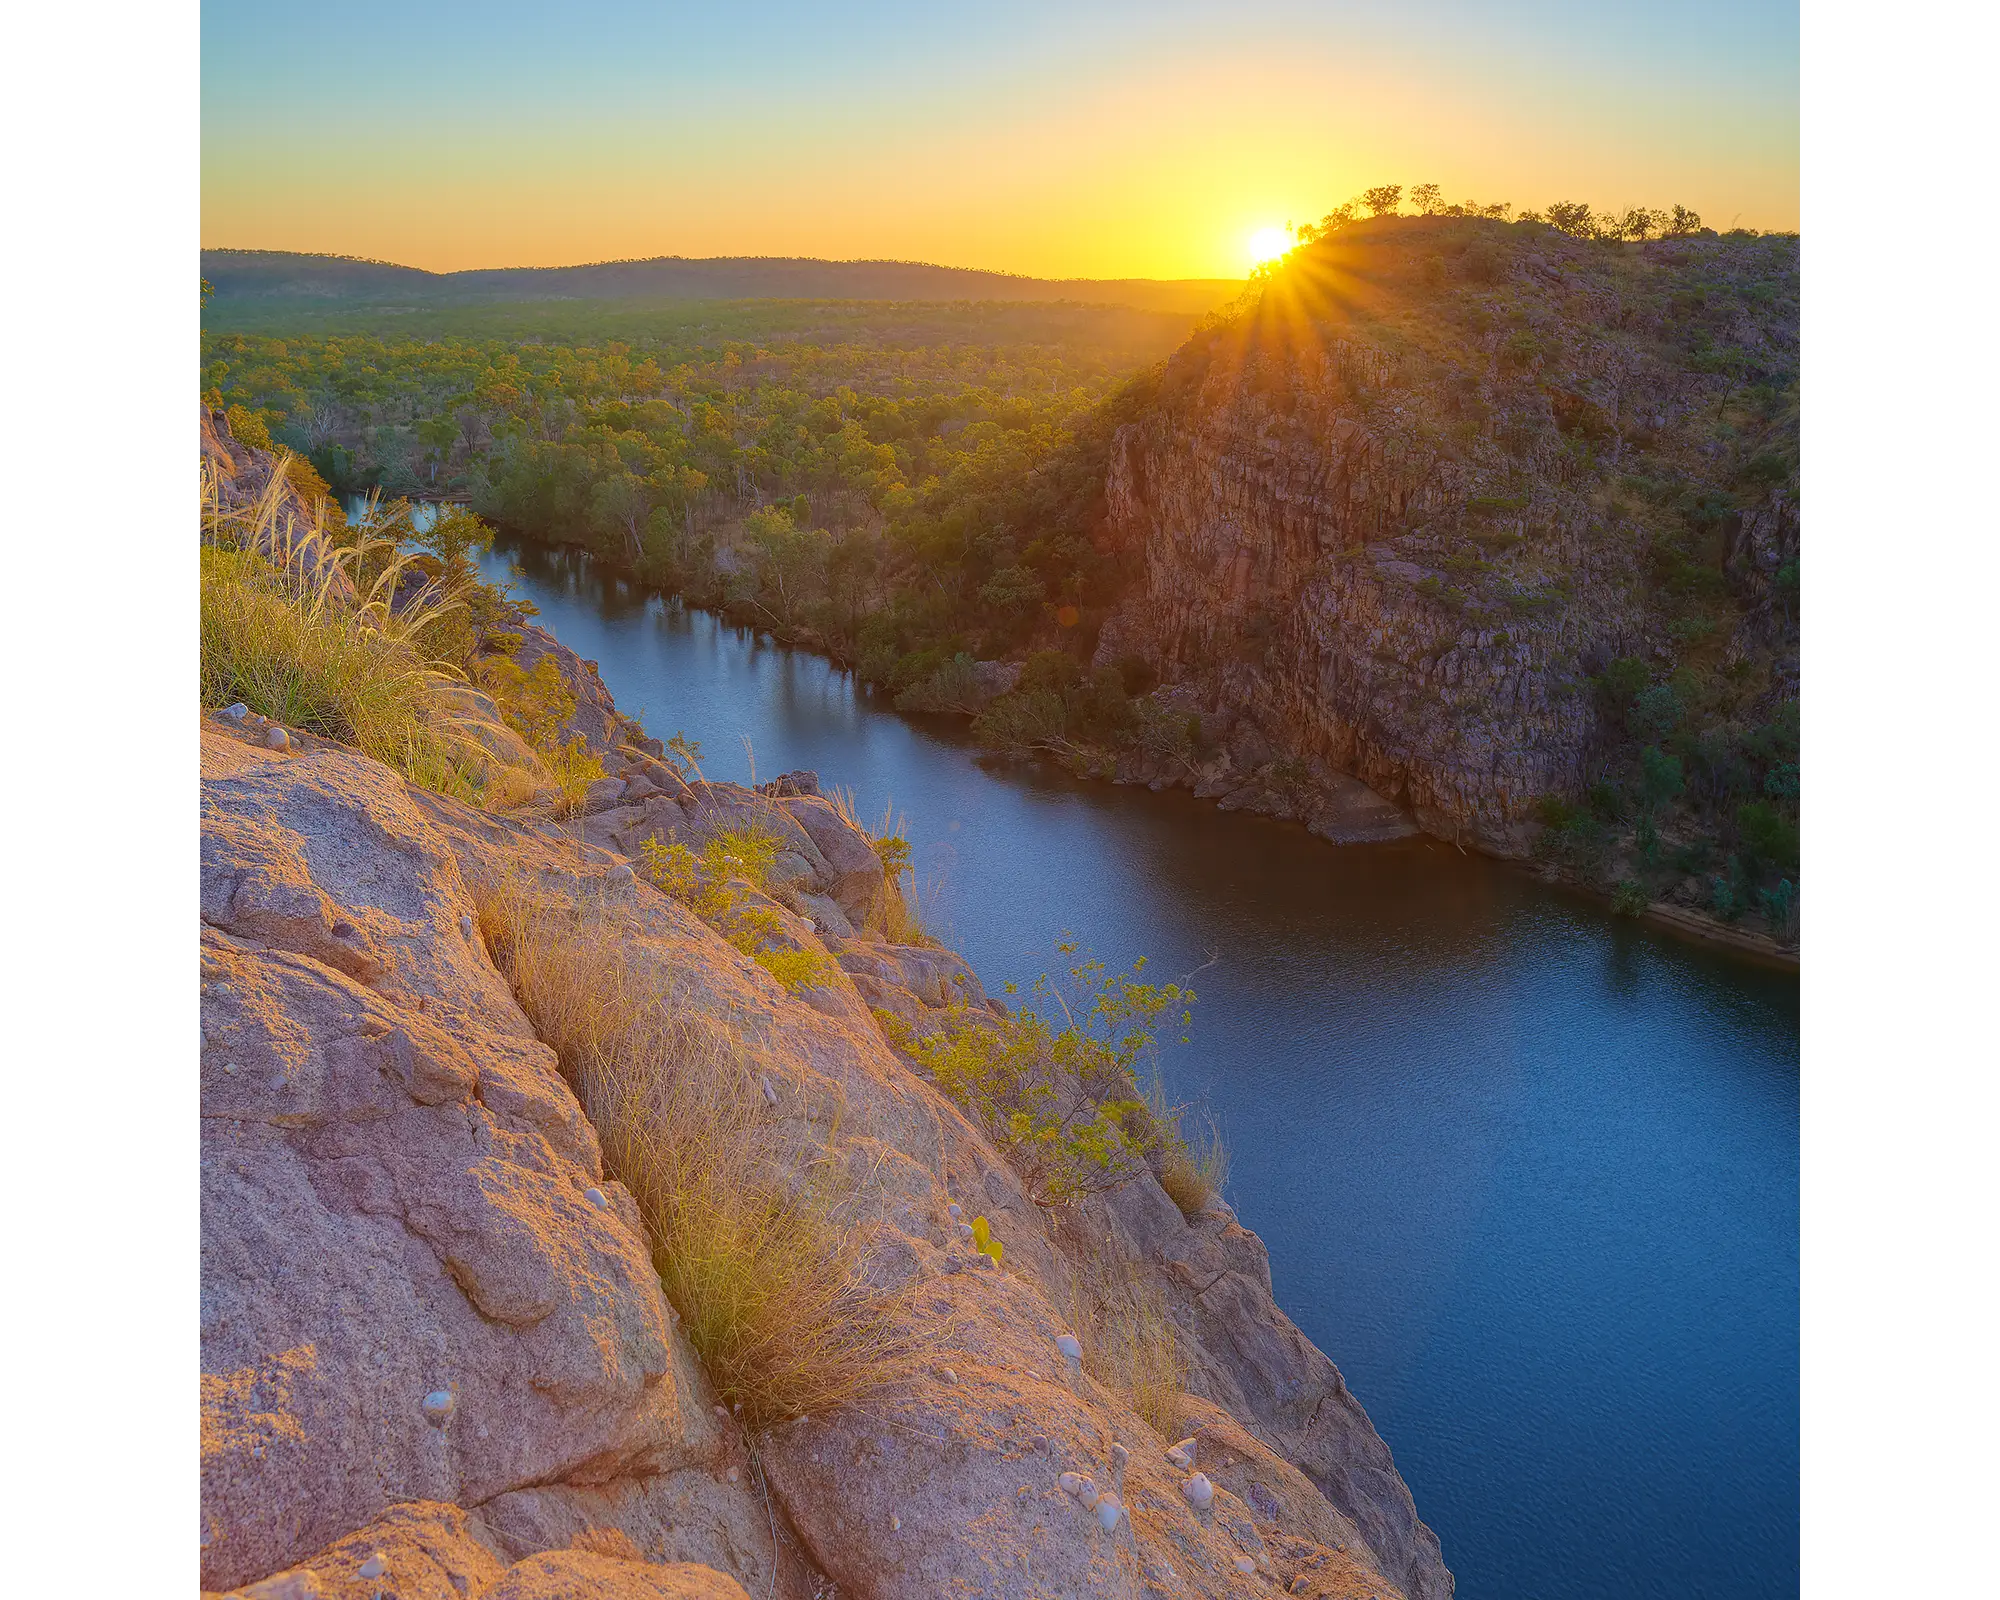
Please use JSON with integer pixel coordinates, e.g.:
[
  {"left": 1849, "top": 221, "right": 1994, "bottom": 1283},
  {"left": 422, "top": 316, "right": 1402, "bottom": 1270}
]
[
  {"left": 898, "top": 942, "right": 1196, "bottom": 1209},
  {"left": 1162, "top": 209, "right": 1800, "bottom": 935}
]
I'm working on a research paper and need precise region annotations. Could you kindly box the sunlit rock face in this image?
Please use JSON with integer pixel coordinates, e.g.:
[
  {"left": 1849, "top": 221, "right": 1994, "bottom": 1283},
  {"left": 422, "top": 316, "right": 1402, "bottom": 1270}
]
[
  {"left": 1096, "top": 221, "right": 1798, "bottom": 857},
  {"left": 198, "top": 713, "right": 1452, "bottom": 1600}
]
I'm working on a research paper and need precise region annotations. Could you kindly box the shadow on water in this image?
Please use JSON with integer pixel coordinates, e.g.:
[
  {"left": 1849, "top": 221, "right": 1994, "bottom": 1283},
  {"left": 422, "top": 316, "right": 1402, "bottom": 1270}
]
[{"left": 466, "top": 527, "right": 1799, "bottom": 1600}]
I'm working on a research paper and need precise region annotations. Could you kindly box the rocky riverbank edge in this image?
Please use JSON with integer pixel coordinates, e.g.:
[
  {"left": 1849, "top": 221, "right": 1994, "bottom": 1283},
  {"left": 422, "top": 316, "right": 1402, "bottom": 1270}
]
[{"left": 442, "top": 516, "right": 1794, "bottom": 969}]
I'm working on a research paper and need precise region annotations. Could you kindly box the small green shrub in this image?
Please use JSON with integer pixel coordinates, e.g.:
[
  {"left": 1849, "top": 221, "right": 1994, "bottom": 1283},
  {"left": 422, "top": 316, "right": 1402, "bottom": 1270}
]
[
  {"left": 1612, "top": 879, "right": 1650, "bottom": 916},
  {"left": 1640, "top": 746, "right": 1686, "bottom": 806},
  {"left": 640, "top": 831, "right": 831, "bottom": 992},
  {"left": 895, "top": 652, "right": 986, "bottom": 714},
  {"left": 903, "top": 943, "right": 1195, "bottom": 1208}
]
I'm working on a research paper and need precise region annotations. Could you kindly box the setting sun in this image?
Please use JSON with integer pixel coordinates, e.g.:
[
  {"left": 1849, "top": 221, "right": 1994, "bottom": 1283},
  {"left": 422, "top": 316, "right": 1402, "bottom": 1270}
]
[{"left": 1248, "top": 225, "right": 1291, "bottom": 264}]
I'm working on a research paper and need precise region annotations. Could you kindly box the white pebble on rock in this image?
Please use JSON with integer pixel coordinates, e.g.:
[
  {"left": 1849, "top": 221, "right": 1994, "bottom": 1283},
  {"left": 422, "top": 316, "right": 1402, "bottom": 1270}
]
[
  {"left": 460, "top": 913, "right": 475, "bottom": 940},
  {"left": 1093, "top": 1493, "right": 1125, "bottom": 1532},
  {"left": 1055, "top": 1333, "right": 1083, "bottom": 1363},
  {"left": 1233, "top": 1554, "right": 1257, "bottom": 1574},
  {"left": 1182, "top": 1472, "right": 1214, "bottom": 1510},
  {"left": 1166, "top": 1436, "right": 1197, "bottom": 1469},
  {"left": 358, "top": 1554, "right": 387, "bottom": 1580},
  {"left": 947, "top": 1202, "right": 963, "bottom": 1221},
  {"left": 265, "top": 726, "right": 290, "bottom": 750},
  {"left": 585, "top": 1186, "right": 609, "bottom": 1209},
  {"left": 221, "top": 702, "right": 250, "bottom": 722},
  {"left": 422, "top": 1389, "right": 455, "bottom": 1423}
]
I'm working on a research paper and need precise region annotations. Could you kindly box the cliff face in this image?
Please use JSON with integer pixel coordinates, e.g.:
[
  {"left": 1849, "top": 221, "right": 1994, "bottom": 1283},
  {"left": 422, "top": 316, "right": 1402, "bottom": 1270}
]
[
  {"left": 200, "top": 420, "right": 1453, "bottom": 1597},
  {"left": 1096, "top": 219, "right": 1799, "bottom": 861}
]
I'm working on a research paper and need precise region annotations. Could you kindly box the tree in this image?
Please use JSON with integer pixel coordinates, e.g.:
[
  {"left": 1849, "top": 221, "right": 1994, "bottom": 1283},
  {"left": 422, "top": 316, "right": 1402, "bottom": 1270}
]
[
  {"left": 589, "top": 471, "right": 653, "bottom": 562},
  {"left": 1615, "top": 207, "right": 1669, "bottom": 241},
  {"left": 1362, "top": 184, "right": 1404, "bottom": 217},
  {"left": 1663, "top": 204, "right": 1704, "bottom": 238},
  {"left": 415, "top": 415, "right": 458, "bottom": 483},
  {"left": 1409, "top": 183, "right": 1443, "bottom": 215},
  {"left": 1544, "top": 201, "right": 1598, "bottom": 239}
]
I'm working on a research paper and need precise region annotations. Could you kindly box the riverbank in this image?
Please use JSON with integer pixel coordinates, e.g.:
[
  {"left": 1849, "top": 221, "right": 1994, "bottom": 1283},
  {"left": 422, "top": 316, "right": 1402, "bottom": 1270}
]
[
  {"left": 459, "top": 513, "right": 1797, "bottom": 967},
  {"left": 211, "top": 413, "right": 1453, "bottom": 1599}
]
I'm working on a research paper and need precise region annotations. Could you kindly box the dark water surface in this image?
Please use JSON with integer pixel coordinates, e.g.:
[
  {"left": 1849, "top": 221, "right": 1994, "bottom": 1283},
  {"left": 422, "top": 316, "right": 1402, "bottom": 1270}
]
[{"left": 469, "top": 530, "right": 1800, "bottom": 1600}]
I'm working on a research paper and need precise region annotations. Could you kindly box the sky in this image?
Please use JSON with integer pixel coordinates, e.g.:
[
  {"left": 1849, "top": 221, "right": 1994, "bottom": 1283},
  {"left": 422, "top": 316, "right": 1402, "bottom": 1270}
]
[{"left": 201, "top": 0, "right": 1798, "bottom": 280}]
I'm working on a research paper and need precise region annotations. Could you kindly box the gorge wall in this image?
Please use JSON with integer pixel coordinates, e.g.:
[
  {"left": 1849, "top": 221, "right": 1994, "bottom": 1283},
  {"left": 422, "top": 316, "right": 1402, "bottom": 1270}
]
[{"left": 1093, "top": 218, "right": 1800, "bottom": 869}]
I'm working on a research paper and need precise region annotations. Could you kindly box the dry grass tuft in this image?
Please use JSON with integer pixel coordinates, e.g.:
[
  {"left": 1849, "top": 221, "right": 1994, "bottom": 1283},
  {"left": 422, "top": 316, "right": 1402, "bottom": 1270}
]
[
  {"left": 1067, "top": 1248, "right": 1190, "bottom": 1441},
  {"left": 826, "top": 787, "right": 937, "bottom": 946},
  {"left": 1149, "top": 1081, "right": 1232, "bottom": 1221},
  {"left": 477, "top": 876, "right": 921, "bottom": 1425}
]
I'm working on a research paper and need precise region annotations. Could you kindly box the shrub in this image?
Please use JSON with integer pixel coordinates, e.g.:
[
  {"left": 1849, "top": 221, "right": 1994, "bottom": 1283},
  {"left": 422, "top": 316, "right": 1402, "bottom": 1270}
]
[
  {"left": 225, "top": 403, "right": 274, "bottom": 452},
  {"left": 969, "top": 1215, "right": 1004, "bottom": 1268},
  {"left": 477, "top": 877, "right": 920, "bottom": 1425},
  {"left": 1598, "top": 656, "right": 1650, "bottom": 707},
  {"left": 1735, "top": 800, "right": 1800, "bottom": 873},
  {"left": 473, "top": 654, "right": 605, "bottom": 814},
  {"left": 1631, "top": 684, "right": 1683, "bottom": 741},
  {"left": 639, "top": 830, "right": 833, "bottom": 992},
  {"left": 1611, "top": 879, "right": 1649, "bottom": 916},
  {"left": 1149, "top": 1081, "right": 1231, "bottom": 1221},
  {"left": 1759, "top": 879, "right": 1800, "bottom": 942},
  {"left": 1640, "top": 746, "right": 1686, "bottom": 806},
  {"left": 901, "top": 943, "right": 1194, "bottom": 1208},
  {"left": 895, "top": 652, "right": 987, "bottom": 714}
]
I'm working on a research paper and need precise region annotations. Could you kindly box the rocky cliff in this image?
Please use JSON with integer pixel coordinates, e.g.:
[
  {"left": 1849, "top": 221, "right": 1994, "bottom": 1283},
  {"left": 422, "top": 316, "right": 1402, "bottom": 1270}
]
[
  {"left": 201, "top": 426, "right": 1452, "bottom": 1598},
  {"left": 1093, "top": 218, "right": 1799, "bottom": 933}
]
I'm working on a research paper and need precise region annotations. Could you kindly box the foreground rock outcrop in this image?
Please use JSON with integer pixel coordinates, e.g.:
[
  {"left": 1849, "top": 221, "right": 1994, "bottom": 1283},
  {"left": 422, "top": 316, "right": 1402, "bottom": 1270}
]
[{"left": 201, "top": 684, "right": 1450, "bottom": 1598}]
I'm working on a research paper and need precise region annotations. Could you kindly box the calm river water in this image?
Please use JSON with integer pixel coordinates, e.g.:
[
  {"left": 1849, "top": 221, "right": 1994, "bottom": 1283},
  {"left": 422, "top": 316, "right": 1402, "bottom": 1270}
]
[{"left": 463, "top": 527, "right": 1800, "bottom": 1600}]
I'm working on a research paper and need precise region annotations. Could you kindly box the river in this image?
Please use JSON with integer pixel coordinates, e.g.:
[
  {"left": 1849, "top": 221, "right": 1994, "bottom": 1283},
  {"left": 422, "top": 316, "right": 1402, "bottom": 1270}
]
[{"left": 458, "top": 524, "right": 1800, "bottom": 1600}]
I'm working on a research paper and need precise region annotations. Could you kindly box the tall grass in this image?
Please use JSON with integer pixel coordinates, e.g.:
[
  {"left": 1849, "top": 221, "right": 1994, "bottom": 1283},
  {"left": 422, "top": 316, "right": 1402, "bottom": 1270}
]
[
  {"left": 201, "top": 456, "right": 519, "bottom": 802},
  {"left": 1067, "top": 1249, "right": 1189, "bottom": 1441},
  {"left": 1148, "top": 1081, "right": 1232, "bottom": 1220},
  {"left": 826, "top": 786, "right": 935, "bottom": 945},
  {"left": 477, "top": 877, "right": 920, "bottom": 1425}
]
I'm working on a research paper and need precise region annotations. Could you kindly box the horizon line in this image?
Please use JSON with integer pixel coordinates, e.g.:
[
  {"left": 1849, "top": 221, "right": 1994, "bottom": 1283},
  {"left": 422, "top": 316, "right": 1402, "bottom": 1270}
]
[{"left": 198, "top": 245, "right": 1248, "bottom": 287}]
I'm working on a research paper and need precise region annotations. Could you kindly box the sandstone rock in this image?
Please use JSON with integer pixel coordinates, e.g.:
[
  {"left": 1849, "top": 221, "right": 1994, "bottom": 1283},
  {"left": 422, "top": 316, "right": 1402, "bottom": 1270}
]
[
  {"left": 777, "top": 794, "right": 885, "bottom": 925},
  {"left": 759, "top": 769, "right": 821, "bottom": 798},
  {"left": 795, "top": 891, "right": 855, "bottom": 939},
  {"left": 199, "top": 706, "right": 1444, "bottom": 1600},
  {"left": 479, "top": 1474, "right": 811, "bottom": 1600},
  {"left": 483, "top": 1550, "right": 750, "bottom": 1600},
  {"left": 509, "top": 625, "right": 623, "bottom": 755},
  {"left": 200, "top": 736, "right": 710, "bottom": 1590}
]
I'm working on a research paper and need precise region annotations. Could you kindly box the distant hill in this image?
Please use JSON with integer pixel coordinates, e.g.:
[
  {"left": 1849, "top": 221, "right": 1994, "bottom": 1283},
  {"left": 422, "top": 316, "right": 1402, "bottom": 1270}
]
[{"left": 200, "top": 249, "right": 1243, "bottom": 316}]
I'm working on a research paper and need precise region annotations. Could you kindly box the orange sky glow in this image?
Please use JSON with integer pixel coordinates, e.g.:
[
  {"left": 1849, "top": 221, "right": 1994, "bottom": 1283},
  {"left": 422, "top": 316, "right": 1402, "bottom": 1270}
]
[{"left": 202, "top": 6, "right": 1798, "bottom": 280}]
